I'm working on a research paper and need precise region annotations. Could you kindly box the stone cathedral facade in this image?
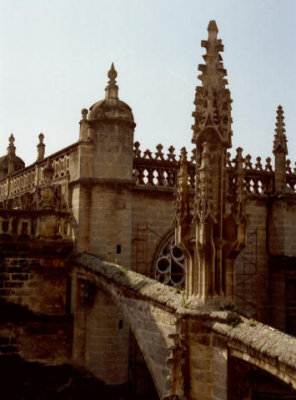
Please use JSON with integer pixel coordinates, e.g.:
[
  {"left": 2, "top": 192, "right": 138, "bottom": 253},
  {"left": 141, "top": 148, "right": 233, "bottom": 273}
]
[{"left": 0, "top": 21, "right": 295, "bottom": 399}]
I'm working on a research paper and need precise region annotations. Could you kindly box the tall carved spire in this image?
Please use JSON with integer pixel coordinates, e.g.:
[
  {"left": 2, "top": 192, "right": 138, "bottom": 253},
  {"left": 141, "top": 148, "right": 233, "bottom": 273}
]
[
  {"left": 273, "top": 105, "right": 288, "bottom": 155},
  {"left": 192, "top": 20, "right": 232, "bottom": 147},
  {"left": 175, "top": 21, "right": 247, "bottom": 307},
  {"left": 105, "top": 63, "right": 119, "bottom": 100}
]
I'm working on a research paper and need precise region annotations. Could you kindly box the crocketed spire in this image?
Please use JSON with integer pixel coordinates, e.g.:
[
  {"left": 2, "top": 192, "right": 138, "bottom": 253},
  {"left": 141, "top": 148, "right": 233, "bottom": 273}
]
[
  {"left": 192, "top": 20, "right": 232, "bottom": 147},
  {"left": 273, "top": 105, "right": 288, "bottom": 155},
  {"left": 105, "top": 63, "right": 119, "bottom": 100}
]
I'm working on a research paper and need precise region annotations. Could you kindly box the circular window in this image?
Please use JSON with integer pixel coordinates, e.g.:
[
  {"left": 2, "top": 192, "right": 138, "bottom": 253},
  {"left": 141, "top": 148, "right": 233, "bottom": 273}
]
[{"left": 155, "top": 236, "right": 186, "bottom": 287}]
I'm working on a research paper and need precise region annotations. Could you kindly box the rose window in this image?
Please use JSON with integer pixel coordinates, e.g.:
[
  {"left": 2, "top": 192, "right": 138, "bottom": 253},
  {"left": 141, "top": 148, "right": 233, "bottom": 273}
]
[{"left": 155, "top": 236, "right": 186, "bottom": 287}]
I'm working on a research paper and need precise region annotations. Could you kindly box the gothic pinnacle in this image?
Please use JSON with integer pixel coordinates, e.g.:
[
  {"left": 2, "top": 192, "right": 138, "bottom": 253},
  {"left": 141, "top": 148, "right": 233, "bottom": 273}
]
[
  {"left": 105, "top": 63, "right": 119, "bottom": 100},
  {"left": 273, "top": 105, "right": 288, "bottom": 155},
  {"left": 192, "top": 21, "right": 232, "bottom": 148},
  {"left": 108, "top": 62, "right": 117, "bottom": 85}
]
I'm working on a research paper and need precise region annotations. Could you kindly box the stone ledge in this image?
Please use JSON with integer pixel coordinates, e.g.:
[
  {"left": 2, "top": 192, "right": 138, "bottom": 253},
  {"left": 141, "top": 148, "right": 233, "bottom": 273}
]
[
  {"left": 72, "top": 253, "right": 238, "bottom": 325},
  {"left": 207, "top": 317, "right": 296, "bottom": 388}
]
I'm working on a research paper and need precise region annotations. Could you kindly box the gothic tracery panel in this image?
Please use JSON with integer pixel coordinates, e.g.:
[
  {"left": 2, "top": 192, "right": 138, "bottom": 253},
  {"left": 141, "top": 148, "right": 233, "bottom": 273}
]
[{"left": 155, "top": 236, "right": 186, "bottom": 287}]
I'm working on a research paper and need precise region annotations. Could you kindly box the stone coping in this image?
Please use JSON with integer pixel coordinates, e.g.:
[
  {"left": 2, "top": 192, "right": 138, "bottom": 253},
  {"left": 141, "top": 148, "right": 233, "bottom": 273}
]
[
  {"left": 208, "top": 317, "right": 296, "bottom": 372},
  {"left": 72, "top": 253, "right": 238, "bottom": 323}
]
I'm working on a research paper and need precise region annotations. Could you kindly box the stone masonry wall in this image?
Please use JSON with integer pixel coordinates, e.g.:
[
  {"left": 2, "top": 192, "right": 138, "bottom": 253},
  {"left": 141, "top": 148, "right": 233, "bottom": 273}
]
[
  {"left": 269, "top": 199, "right": 296, "bottom": 257},
  {"left": 187, "top": 318, "right": 228, "bottom": 400},
  {"left": 0, "top": 242, "right": 73, "bottom": 365},
  {"left": 84, "top": 287, "right": 130, "bottom": 385},
  {"left": 0, "top": 256, "right": 69, "bottom": 315},
  {"left": 89, "top": 185, "right": 132, "bottom": 268},
  {"left": 131, "top": 189, "right": 175, "bottom": 276},
  {"left": 235, "top": 198, "right": 270, "bottom": 323}
]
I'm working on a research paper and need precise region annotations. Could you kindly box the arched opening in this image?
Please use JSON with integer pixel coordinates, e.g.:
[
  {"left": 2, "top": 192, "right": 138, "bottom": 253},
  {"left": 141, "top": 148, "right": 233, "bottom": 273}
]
[{"left": 228, "top": 356, "right": 296, "bottom": 399}]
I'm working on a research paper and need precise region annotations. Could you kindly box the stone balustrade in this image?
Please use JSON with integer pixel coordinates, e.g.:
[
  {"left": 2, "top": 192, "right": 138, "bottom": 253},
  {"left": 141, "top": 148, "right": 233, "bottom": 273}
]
[
  {"left": 0, "top": 143, "right": 77, "bottom": 202},
  {"left": 1, "top": 140, "right": 296, "bottom": 202},
  {"left": 132, "top": 142, "right": 296, "bottom": 197}
]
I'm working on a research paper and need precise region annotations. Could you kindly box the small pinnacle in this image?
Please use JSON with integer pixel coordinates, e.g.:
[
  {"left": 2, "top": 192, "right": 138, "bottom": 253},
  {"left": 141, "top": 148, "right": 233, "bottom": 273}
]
[
  {"left": 105, "top": 63, "right": 119, "bottom": 99},
  {"left": 81, "top": 108, "right": 88, "bottom": 120},
  {"left": 39, "top": 133, "right": 44, "bottom": 143},
  {"left": 8, "top": 134, "right": 16, "bottom": 155},
  {"left": 108, "top": 62, "right": 117, "bottom": 84},
  {"left": 273, "top": 105, "right": 288, "bottom": 155},
  {"left": 208, "top": 20, "right": 218, "bottom": 32},
  {"left": 9, "top": 134, "right": 15, "bottom": 145}
]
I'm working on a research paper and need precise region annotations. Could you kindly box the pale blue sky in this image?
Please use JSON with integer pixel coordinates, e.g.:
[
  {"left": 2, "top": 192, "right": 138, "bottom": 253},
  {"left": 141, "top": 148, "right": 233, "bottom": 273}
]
[{"left": 0, "top": 0, "right": 296, "bottom": 166}]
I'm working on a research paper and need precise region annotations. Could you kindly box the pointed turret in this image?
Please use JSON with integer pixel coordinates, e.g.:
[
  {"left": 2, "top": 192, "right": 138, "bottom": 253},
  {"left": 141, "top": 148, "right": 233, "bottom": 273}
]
[
  {"left": 105, "top": 63, "right": 119, "bottom": 100},
  {"left": 273, "top": 105, "right": 288, "bottom": 191},
  {"left": 273, "top": 105, "right": 288, "bottom": 155},
  {"left": 192, "top": 20, "right": 232, "bottom": 147}
]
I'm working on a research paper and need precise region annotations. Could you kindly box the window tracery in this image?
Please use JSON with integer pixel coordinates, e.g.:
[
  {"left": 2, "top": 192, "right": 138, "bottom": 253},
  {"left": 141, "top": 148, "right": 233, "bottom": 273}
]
[{"left": 155, "top": 236, "right": 186, "bottom": 287}]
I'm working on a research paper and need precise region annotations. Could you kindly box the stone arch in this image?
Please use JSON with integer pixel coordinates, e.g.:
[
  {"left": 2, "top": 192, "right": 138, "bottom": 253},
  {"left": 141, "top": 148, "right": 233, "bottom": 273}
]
[
  {"left": 72, "top": 269, "right": 175, "bottom": 399},
  {"left": 228, "top": 347, "right": 296, "bottom": 391},
  {"left": 152, "top": 229, "right": 186, "bottom": 288},
  {"left": 228, "top": 355, "right": 296, "bottom": 398}
]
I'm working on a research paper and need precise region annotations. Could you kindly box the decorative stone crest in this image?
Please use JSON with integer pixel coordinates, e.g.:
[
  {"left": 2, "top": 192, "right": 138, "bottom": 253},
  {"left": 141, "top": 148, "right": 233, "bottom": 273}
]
[{"left": 105, "top": 62, "right": 119, "bottom": 100}]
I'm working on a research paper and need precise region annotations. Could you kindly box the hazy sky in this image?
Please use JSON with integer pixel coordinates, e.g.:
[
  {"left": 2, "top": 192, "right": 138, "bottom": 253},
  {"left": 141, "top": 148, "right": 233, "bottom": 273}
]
[{"left": 1, "top": 0, "right": 296, "bottom": 167}]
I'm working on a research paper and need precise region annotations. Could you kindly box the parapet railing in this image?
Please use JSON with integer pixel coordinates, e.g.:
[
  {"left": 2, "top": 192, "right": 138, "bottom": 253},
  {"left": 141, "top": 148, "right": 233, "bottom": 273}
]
[
  {"left": 133, "top": 142, "right": 296, "bottom": 196},
  {"left": 0, "top": 143, "right": 78, "bottom": 201},
  {"left": 1, "top": 140, "right": 296, "bottom": 201}
]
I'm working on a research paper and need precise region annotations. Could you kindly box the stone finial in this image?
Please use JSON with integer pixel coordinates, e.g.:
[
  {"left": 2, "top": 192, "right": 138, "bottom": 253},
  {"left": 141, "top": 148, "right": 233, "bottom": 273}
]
[
  {"left": 180, "top": 147, "right": 187, "bottom": 165},
  {"left": 155, "top": 144, "right": 164, "bottom": 160},
  {"left": 235, "top": 147, "right": 244, "bottom": 172},
  {"left": 207, "top": 20, "right": 218, "bottom": 40},
  {"left": 192, "top": 21, "right": 232, "bottom": 148},
  {"left": 134, "top": 141, "right": 141, "bottom": 158},
  {"left": 167, "top": 146, "right": 176, "bottom": 161},
  {"left": 81, "top": 108, "right": 88, "bottom": 120},
  {"left": 273, "top": 105, "right": 288, "bottom": 155},
  {"left": 37, "top": 133, "right": 45, "bottom": 161},
  {"left": 208, "top": 20, "right": 218, "bottom": 31},
  {"left": 7, "top": 134, "right": 16, "bottom": 155},
  {"left": 79, "top": 108, "right": 90, "bottom": 141},
  {"left": 105, "top": 63, "right": 119, "bottom": 100}
]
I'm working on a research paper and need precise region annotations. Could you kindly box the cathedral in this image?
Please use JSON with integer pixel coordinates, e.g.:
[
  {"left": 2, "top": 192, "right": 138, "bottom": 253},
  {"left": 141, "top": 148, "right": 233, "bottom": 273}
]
[{"left": 0, "top": 20, "right": 295, "bottom": 399}]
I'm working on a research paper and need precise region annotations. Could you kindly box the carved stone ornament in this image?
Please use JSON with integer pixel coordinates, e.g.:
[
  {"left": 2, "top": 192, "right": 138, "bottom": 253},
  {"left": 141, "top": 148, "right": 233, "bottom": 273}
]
[
  {"left": 192, "top": 20, "right": 232, "bottom": 148},
  {"left": 175, "top": 148, "right": 190, "bottom": 225}
]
